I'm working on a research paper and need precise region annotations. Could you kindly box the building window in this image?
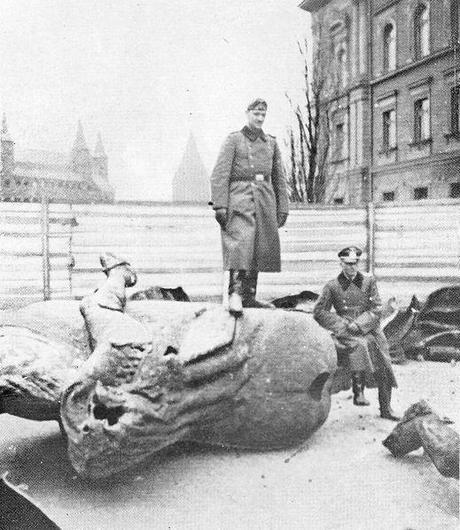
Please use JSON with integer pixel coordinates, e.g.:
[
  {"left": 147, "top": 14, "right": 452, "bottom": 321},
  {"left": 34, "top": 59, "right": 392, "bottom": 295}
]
[
  {"left": 451, "top": 86, "right": 460, "bottom": 134},
  {"left": 382, "top": 109, "right": 396, "bottom": 150},
  {"left": 337, "top": 48, "right": 348, "bottom": 87},
  {"left": 333, "top": 197, "right": 344, "bottom": 204},
  {"left": 383, "top": 23, "right": 396, "bottom": 71},
  {"left": 414, "top": 97, "right": 430, "bottom": 142},
  {"left": 414, "top": 4, "right": 429, "bottom": 59},
  {"left": 450, "top": 182, "right": 460, "bottom": 198},
  {"left": 335, "top": 122, "right": 344, "bottom": 158},
  {"left": 414, "top": 186, "right": 428, "bottom": 200},
  {"left": 383, "top": 191, "right": 395, "bottom": 201}
]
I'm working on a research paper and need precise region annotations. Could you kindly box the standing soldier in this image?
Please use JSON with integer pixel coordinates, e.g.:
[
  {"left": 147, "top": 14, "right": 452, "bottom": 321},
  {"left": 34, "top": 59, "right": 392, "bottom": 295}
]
[
  {"left": 313, "top": 246, "right": 400, "bottom": 421},
  {"left": 210, "top": 98, "right": 289, "bottom": 316}
]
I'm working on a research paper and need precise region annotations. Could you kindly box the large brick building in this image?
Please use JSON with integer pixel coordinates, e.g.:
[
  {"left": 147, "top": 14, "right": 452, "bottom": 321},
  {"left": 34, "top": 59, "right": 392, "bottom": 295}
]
[
  {"left": 0, "top": 116, "right": 114, "bottom": 203},
  {"left": 300, "top": 0, "right": 460, "bottom": 204}
]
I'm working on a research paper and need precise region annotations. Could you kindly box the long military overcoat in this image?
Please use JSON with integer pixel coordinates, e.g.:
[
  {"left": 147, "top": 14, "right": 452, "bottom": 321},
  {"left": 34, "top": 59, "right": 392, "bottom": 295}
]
[
  {"left": 210, "top": 127, "right": 289, "bottom": 272},
  {"left": 313, "top": 272, "right": 397, "bottom": 388}
]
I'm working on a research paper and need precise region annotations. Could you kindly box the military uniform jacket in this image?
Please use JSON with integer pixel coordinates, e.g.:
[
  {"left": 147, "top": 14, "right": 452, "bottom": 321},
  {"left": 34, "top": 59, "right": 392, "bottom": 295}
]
[
  {"left": 313, "top": 272, "right": 383, "bottom": 336},
  {"left": 313, "top": 271, "right": 396, "bottom": 384},
  {"left": 210, "top": 127, "right": 289, "bottom": 272}
]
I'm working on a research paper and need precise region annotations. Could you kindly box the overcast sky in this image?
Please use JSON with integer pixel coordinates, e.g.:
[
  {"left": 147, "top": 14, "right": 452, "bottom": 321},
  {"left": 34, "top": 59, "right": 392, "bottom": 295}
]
[{"left": 0, "top": 0, "right": 311, "bottom": 200}]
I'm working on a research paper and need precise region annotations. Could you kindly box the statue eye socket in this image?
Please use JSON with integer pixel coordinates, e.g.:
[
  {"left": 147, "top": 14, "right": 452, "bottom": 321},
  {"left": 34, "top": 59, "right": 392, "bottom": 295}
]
[{"left": 93, "top": 402, "right": 125, "bottom": 426}]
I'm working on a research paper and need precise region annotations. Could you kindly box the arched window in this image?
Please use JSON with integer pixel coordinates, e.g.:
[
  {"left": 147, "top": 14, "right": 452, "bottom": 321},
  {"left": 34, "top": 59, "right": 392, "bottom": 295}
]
[
  {"left": 383, "top": 23, "right": 396, "bottom": 71},
  {"left": 414, "top": 4, "right": 429, "bottom": 59}
]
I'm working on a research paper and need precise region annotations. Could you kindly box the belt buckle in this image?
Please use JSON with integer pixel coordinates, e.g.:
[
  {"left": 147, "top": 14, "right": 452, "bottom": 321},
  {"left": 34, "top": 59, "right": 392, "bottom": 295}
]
[{"left": 255, "top": 174, "right": 264, "bottom": 182}]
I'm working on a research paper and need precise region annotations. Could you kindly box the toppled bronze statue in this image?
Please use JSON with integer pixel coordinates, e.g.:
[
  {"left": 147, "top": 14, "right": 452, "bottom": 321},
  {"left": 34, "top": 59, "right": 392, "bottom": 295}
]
[
  {"left": 401, "top": 287, "right": 460, "bottom": 362},
  {"left": 383, "top": 400, "right": 459, "bottom": 479},
  {"left": 1, "top": 254, "right": 337, "bottom": 479}
]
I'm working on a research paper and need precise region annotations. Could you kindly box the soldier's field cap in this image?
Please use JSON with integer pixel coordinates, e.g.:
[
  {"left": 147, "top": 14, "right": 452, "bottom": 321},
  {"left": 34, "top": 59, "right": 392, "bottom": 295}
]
[
  {"left": 247, "top": 98, "right": 268, "bottom": 111},
  {"left": 338, "top": 246, "right": 362, "bottom": 263}
]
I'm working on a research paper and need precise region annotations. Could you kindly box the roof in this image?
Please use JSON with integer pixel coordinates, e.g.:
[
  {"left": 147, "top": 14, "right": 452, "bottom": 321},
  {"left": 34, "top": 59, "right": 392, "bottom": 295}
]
[
  {"left": 299, "top": 0, "right": 333, "bottom": 12},
  {"left": 14, "top": 161, "right": 84, "bottom": 182},
  {"left": 15, "top": 148, "right": 69, "bottom": 167}
]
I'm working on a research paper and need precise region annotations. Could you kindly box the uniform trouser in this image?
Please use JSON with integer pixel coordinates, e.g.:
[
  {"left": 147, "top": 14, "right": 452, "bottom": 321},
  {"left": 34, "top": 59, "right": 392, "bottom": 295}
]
[{"left": 335, "top": 333, "right": 397, "bottom": 386}]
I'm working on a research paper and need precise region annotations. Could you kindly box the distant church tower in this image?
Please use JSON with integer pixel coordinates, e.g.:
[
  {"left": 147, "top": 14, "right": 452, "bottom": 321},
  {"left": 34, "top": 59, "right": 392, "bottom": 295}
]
[
  {"left": 93, "top": 132, "right": 108, "bottom": 179},
  {"left": 172, "top": 132, "right": 209, "bottom": 203},
  {"left": 71, "top": 121, "right": 92, "bottom": 179},
  {"left": 1, "top": 114, "right": 15, "bottom": 176}
]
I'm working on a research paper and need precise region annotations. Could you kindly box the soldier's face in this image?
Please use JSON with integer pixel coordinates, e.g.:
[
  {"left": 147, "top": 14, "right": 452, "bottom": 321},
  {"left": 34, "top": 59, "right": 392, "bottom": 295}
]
[
  {"left": 340, "top": 260, "right": 359, "bottom": 278},
  {"left": 247, "top": 109, "right": 266, "bottom": 129}
]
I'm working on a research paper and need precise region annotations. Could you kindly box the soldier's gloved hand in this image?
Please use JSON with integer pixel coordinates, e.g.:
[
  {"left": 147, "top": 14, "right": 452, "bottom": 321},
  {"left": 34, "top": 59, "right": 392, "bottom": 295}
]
[
  {"left": 277, "top": 212, "right": 288, "bottom": 228},
  {"left": 347, "top": 322, "right": 361, "bottom": 335},
  {"left": 215, "top": 208, "right": 228, "bottom": 230}
]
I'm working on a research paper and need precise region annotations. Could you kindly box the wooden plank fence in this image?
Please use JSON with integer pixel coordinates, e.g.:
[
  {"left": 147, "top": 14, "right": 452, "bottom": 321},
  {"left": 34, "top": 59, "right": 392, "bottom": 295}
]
[{"left": 0, "top": 199, "right": 458, "bottom": 310}]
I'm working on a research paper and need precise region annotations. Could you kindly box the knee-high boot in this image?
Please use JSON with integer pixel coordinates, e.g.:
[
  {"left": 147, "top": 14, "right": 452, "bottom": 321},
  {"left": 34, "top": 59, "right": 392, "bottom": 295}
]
[
  {"left": 378, "top": 371, "right": 400, "bottom": 421},
  {"left": 242, "top": 271, "right": 275, "bottom": 309},
  {"left": 228, "top": 269, "right": 244, "bottom": 317},
  {"left": 352, "top": 372, "right": 370, "bottom": 406}
]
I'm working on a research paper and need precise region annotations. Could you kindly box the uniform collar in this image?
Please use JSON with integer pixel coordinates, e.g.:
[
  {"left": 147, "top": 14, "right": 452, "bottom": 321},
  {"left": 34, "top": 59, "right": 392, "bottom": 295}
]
[
  {"left": 338, "top": 271, "right": 364, "bottom": 290},
  {"left": 241, "top": 126, "right": 267, "bottom": 142}
]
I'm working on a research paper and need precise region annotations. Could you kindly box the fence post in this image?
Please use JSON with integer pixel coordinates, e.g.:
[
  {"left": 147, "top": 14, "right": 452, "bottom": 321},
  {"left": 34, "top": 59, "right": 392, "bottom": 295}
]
[
  {"left": 41, "top": 199, "right": 51, "bottom": 300},
  {"left": 366, "top": 202, "right": 376, "bottom": 274}
]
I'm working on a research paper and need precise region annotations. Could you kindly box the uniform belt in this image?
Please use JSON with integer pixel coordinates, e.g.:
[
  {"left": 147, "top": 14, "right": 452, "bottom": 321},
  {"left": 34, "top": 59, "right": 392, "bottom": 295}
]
[{"left": 231, "top": 174, "right": 268, "bottom": 182}]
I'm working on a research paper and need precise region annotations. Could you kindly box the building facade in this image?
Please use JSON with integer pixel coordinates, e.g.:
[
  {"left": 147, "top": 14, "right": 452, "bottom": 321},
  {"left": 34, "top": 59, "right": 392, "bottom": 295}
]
[
  {"left": 0, "top": 117, "right": 114, "bottom": 203},
  {"left": 300, "top": 0, "right": 460, "bottom": 204}
]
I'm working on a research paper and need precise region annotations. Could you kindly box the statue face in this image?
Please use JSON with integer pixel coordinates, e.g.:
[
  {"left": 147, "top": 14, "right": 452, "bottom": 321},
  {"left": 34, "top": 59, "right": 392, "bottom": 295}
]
[
  {"left": 61, "top": 353, "right": 191, "bottom": 479},
  {"left": 60, "top": 303, "right": 337, "bottom": 480},
  {"left": 60, "top": 334, "right": 251, "bottom": 479}
]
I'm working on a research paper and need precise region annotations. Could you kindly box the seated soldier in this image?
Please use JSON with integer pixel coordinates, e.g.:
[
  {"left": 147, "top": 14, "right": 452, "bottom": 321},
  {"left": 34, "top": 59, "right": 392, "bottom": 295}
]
[{"left": 313, "top": 246, "right": 400, "bottom": 421}]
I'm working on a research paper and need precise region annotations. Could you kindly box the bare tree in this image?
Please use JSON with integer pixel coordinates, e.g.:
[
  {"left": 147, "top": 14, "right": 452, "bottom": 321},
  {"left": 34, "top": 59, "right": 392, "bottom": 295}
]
[{"left": 286, "top": 37, "right": 335, "bottom": 203}]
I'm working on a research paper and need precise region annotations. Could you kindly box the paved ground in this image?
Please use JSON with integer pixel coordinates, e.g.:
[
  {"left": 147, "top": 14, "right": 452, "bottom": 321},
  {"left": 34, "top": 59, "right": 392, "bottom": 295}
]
[{"left": 0, "top": 361, "right": 458, "bottom": 530}]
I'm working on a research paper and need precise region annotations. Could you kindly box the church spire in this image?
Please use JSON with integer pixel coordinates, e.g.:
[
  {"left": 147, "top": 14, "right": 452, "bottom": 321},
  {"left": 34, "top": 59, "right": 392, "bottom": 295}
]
[
  {"left": 72, "top": 120, "right": 89, "bottom": 152},
  {"left": 94, "top": 132, "right": 106, "bottom": 158},
  {"left": 1, "top": 113, "right": 13, "bottom": 142},
  {"left": 172, "top": 131, "right": 209, "bottom": 202},
  {"left": 71, "top": 120, "right": 91, "bottom": 176}
]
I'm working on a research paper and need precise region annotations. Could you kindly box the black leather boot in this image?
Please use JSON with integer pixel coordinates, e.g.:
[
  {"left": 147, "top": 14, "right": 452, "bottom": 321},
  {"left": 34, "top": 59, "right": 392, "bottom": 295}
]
[
  {"left": 378, "top": 375, "right": 400, "bottom": 421},
  {"left": 242, "top": 271, "right": 275, "bottom": 309},
  {"left": 352, "top": 372, "right": 370, "bottom": 406},
  {"left": 228, "top": 269, "right": 244, "bottom": 317}
]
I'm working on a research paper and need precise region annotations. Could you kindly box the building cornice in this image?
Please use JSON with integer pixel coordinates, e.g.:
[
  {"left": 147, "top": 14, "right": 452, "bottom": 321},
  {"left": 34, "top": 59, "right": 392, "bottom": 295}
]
[
  {"left": 373, "top": 0, "right": 401, "bottom": 16},
  {"left": 370, "top": 47, "right": 455, "bottom": 86},
  {"left": 371, "top": 149, "right": 460, "bottom": 175}
]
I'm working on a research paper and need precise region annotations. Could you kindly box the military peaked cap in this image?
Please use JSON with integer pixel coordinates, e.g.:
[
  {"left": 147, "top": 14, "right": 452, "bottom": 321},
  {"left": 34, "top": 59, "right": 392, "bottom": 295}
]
[{"left": 338, "top": 246, "right": 362, "bottom": 263}]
